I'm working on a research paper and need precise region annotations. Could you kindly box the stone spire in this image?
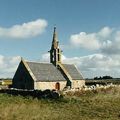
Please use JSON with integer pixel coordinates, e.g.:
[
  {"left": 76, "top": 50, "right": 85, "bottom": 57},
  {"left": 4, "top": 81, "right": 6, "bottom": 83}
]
[
  {"left": 50, "top": 27, "right": 62, "bottom": 66},
  {"left": 51, "top": 27, "right": 58, "bottom": 49}
]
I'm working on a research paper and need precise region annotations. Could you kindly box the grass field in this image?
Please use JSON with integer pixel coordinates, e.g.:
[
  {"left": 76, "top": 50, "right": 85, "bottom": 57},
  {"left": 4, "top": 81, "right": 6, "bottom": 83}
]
[{"left": 0, "top": 86, "right": 120, "bottom": 120}]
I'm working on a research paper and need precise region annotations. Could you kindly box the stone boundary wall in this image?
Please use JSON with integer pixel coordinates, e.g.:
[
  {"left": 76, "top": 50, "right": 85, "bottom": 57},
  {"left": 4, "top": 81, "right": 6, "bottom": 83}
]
[{"left": 0, "top": 89, "right": 61, "bottom": 99}]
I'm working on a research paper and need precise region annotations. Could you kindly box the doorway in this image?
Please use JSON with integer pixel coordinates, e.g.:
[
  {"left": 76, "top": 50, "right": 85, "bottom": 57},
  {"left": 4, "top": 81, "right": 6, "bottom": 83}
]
[{"left": 55, "top": 82, "right": 60, "bottom": 90}]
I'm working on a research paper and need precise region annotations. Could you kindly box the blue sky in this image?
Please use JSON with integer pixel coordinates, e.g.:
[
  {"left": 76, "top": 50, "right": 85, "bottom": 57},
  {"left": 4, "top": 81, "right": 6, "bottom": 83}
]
[{"left": 0, "top": 0, "right": 120, "bottom": 78}]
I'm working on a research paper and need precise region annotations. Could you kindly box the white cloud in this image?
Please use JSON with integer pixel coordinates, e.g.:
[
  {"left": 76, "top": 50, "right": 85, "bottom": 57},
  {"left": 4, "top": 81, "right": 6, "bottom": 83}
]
[
  {"left": 70, "top": 26, "right": 120, "bottom": 56},
  {"left": 0, "top": 55, "right": 20, "bottom": 78},
  {"left": 70, "top": 32, "right": 101, "bottom": 50},
  {"left": 100, "top": 30, "right": 120, "bottom": 55},
  {"left": 41, "top": 53, "right": 50, "bottom": 62},
  {"left": 98, "top": 26, "right": 113, "bottom": 38},
  {"left": 70, "top": 26, "right": 114, "bottom": 50},
  {"left": 115, "top": 31, "right": 120, "bottom": 41},
  {"left": 0, "top": 19, "right": 47, "bottom": 39}
]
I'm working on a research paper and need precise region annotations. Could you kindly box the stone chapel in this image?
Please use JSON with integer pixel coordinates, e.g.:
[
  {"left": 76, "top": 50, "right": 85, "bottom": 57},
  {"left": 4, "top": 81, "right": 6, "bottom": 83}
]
[{"left": 12, "top": 27, "right": 85, "bottom": 90}]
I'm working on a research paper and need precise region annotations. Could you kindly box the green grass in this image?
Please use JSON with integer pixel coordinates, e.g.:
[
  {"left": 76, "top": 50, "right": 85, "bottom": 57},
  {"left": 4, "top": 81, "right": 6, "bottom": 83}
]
[{"left": 0, "top": 86, "right": 120, "bottom": 120}]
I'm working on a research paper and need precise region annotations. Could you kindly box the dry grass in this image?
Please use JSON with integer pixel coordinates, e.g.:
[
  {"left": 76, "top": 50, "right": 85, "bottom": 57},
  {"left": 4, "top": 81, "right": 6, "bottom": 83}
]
[{"left": 0, "top": 86, "right": 120, "bottom": 120}]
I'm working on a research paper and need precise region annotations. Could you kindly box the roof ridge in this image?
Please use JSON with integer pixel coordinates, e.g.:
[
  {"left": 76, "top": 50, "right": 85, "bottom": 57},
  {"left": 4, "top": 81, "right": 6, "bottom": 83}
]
[
  {"left": 63, "top": 63, "right": 75, "bottom": 65},
  {"left": 26, "top": 61, "right": 52, "bottom": 64},
  {"left": 26, "top": 61, "right": 74, "bottom": 65}
]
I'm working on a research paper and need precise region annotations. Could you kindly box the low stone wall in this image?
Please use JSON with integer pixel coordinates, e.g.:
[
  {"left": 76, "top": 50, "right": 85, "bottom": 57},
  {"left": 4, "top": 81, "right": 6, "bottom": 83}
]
[{"left": 0, "top": 89, "right": 61, "bottom": 99}]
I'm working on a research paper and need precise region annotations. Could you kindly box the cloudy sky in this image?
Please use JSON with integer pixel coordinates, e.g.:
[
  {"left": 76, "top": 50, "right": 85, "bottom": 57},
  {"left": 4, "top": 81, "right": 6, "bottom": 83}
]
[{"left": 0, "top": 0, "right": 120, "bottom": 78}]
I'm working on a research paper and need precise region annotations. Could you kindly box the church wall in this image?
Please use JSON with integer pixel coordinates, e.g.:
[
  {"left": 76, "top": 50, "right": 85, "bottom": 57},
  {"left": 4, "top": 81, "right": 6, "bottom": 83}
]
[
  {"left": 72, "top": 80, "right": 85, "bottom": 89},
  {"left": 34, "top": 81, "right": 67, "bottom": 90},
  {"left": 12, "top": 61, "right": 34, "bottom": 90}
]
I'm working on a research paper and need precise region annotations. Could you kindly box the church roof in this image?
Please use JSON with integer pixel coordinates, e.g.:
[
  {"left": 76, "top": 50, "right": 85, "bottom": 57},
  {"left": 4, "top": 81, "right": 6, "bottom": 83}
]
[
  {"left": 63, "top": 64, "right": 83, "bottom": 80},
  {"left": 26, "top": 61, "right": 83, "bottom": 82}
]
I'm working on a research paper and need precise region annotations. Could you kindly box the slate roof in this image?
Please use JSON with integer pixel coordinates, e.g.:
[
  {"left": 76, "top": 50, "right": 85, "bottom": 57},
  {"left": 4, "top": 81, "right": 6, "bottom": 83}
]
[
  {"left": 63, "top": 64, "right": 83, "bottom": 80},
  {"left": 26, "top": 61, "right": 83, "bottom": 82}
]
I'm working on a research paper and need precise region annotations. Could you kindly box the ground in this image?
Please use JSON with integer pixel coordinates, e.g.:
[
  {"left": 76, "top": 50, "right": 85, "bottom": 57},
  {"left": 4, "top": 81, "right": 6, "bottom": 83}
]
[{"left": 0, "top": 86, "right": 120, "bottom": 120}]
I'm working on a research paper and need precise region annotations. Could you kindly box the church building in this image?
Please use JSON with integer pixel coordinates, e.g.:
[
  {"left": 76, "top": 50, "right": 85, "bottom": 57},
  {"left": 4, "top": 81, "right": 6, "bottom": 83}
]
[{"left": 12, "top": 27, "right": 85, "bottom": 90}]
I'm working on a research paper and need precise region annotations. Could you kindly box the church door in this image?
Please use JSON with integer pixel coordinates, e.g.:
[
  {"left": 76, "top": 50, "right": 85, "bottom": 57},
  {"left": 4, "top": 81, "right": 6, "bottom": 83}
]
[{"left": 55, "top": 82, "right": 60, "bottom": 90}]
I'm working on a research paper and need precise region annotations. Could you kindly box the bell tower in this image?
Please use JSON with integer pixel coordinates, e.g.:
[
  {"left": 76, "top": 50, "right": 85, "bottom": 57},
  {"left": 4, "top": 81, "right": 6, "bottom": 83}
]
[{"left": 50, "top": 27, "right": 62, "bottom": 66}]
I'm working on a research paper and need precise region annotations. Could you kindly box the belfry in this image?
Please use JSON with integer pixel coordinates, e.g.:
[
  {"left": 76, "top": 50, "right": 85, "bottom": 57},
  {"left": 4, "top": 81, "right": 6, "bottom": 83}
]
[{"left": 50, "top": 27, "right": 62, "bottom": 66}]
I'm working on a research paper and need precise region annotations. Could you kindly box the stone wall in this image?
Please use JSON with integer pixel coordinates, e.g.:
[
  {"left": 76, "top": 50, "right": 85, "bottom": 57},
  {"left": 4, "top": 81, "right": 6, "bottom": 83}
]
[
  {"left": 34, "top": 81, "right": 67, "bottom": 90},
  {"left": 72, "top": 80, "right": 85, "bottom": 89},
  {"left": 13, "top": 61, "right": 34, "bottom": 90}
]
